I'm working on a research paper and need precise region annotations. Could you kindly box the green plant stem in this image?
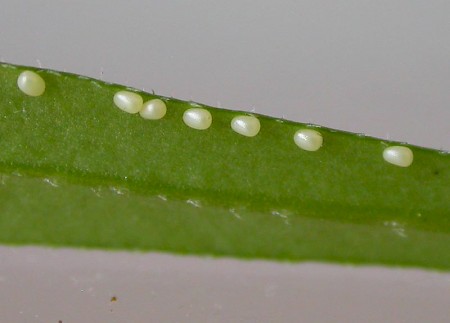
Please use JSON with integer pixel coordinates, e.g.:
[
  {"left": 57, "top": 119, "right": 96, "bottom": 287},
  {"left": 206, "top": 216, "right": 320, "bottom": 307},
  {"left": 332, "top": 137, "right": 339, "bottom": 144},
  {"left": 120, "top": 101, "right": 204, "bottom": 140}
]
[{"left": 0, "top": 63, "right": 449, "bottom": 269}]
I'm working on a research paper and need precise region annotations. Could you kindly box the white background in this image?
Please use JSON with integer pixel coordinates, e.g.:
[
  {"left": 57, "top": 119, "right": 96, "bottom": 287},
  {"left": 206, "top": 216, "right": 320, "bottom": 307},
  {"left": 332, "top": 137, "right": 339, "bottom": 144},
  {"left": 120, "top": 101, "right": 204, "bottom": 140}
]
[{"left": 1, "top": 1, "right": 449, "bottom": 322}]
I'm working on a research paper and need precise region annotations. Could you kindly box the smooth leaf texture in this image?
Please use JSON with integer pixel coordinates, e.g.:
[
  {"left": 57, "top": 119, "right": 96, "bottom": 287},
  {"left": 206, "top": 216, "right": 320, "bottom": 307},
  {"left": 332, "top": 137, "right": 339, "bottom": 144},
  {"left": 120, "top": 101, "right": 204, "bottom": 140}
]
[{"left": 0, "top": 63, "right": 449, "bottom": 269}]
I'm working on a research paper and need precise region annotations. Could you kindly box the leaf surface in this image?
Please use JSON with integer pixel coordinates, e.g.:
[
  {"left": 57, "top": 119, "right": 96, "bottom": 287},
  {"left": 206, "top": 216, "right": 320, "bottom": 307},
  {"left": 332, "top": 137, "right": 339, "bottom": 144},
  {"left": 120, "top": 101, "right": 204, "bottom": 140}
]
[{"left": 1, "top": 63, "right": 449, "bottom": 269}]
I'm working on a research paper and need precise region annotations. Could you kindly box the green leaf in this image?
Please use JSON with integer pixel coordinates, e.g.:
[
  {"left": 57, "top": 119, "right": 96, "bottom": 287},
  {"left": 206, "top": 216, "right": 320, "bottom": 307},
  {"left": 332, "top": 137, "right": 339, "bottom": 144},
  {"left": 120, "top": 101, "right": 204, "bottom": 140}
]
[{"left": 1, "top": 63, "right": 449, "bottom": 270}]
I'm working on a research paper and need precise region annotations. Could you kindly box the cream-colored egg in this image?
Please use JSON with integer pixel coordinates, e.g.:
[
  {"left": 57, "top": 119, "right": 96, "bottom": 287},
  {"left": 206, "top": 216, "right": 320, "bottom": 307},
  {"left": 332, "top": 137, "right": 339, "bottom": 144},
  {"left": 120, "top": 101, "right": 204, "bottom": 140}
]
[
  {"left": 140, "top": 99, "right": 167, "bottom": 120},
  {"left": 183, "top": 108, "right": 212, "bottom": 130},
  {"left": 383, "top": 146, "right": 414, "bottom": 167},
  {"left": 293, "top": 129, "right": 323, "bottom": 152},
  {"left": 17, "top": 70, "right": 46, "bottom": 97},
  {"left": 231, "top": 116, "right": 260, "bottom": 137},
  {"left": 113, "top": 91, "right": 143, "bottom": 114}
]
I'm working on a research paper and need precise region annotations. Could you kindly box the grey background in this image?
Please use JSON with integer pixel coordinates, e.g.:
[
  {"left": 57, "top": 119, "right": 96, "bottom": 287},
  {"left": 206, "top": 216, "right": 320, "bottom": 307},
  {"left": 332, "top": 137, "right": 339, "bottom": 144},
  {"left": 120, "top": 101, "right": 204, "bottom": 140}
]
[
  {"left": 1, "top": 0, "right": 449, "bottom": 149},
  {"left": 1, "top": 247, "right": 450, "bottom": 323},
  {"left": 0, "top": 1, "right": 449, "bottom": 322}
]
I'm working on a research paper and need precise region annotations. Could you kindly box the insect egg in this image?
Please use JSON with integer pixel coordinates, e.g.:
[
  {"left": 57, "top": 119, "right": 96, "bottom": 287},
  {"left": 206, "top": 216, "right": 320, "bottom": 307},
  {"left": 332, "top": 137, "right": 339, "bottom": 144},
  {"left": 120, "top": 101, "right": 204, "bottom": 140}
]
[
  {"left": 231, "top": 115, "right": 260, "bottom": 137},
  {"left": 183, "top": 108, "right": 212, "bottom": 130},
  {"left": 113, "top": 91, "right": 143, "bottom": 114},
  {"left": 17, "top": 70, "right": 46, "bottom": 97},
  {"left": 383, "top": 146, "right": 414, "bottom": 167},
  {"left": 139, "top": 99, "right": 167, "bottom": 120},
  {"left": 293, "top": 129, "right": 323, "bottom": 151}
]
